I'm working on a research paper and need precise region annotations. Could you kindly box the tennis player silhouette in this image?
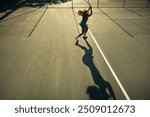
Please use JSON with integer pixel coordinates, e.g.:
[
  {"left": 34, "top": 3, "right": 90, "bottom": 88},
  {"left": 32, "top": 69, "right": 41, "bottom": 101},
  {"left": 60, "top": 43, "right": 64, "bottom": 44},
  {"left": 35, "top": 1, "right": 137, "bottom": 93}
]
[{"left": 75, "top": 3, "right": 92, "bottom": 40}]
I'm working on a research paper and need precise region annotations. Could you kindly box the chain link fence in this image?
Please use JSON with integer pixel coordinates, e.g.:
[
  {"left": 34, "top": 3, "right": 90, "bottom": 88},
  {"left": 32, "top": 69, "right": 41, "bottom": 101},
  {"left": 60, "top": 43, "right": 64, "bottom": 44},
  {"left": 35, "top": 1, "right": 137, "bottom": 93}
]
[{"left": 0, "top": 0, "right": 150, "bottom": 16}]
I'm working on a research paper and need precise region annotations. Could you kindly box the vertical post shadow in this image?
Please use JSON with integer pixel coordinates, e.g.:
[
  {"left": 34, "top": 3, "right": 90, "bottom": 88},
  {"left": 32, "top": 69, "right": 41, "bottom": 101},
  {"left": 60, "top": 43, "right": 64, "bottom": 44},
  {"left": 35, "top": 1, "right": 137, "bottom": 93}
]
[{"left": 75, "top": 39, "right": 116, "bottom": 100}]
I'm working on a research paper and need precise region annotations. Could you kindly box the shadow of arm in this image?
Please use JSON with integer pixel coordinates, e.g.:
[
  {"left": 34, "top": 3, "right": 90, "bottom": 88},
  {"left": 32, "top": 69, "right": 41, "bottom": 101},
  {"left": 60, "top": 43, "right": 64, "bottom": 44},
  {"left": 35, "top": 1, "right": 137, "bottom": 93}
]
[{"left": 77, "top": 44, "right": 86, "bottom": 51}]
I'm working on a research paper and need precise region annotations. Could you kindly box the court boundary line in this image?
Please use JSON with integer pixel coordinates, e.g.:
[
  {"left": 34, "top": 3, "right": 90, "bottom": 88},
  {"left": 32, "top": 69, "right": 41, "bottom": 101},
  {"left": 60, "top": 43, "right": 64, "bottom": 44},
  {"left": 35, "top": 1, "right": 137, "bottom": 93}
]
[
  {"left": 72, "top": 8, "right": 80, "bottom": 34},
  {"left": 98, "top": 8, "right": 134, "bottom": 37},
  {"left": 125, "top": 8, "right": 150, "bottom": 22},
  {"left": 0, "top": 8, "right": 40, "bottom": 23},
  {"left": 28, "top": 6, "right": 48, "bottom": 37},
  {"left": 88, "top": 29, "right": 131, "bottom": 100}
]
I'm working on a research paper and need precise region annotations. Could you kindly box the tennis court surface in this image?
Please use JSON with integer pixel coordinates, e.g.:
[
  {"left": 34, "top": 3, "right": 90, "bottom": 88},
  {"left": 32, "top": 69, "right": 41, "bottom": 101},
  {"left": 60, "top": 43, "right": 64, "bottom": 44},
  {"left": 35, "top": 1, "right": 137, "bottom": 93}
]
[{"left": 0, "top": 0, "right": 150, "bottom": 99}]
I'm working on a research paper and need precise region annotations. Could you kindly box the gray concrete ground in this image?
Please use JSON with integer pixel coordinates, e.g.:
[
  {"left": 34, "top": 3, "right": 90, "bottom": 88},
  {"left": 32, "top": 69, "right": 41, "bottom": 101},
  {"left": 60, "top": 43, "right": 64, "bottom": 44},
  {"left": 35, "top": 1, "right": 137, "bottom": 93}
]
[{"left": 0, "top": 0, "right": 150, "bottom": 99}]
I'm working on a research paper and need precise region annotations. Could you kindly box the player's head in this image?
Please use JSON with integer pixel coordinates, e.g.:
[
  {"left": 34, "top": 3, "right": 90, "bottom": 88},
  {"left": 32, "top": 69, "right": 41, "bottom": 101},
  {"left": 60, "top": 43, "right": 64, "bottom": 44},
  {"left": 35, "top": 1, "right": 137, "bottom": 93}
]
[{"left": 78, "top": 10, "right": 82, "bottom": 15}]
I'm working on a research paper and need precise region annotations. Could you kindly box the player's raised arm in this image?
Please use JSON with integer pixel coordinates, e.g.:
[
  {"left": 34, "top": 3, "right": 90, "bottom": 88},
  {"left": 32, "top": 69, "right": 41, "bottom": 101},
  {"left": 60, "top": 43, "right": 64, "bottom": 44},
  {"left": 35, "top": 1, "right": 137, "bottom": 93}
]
[{"left": 88, "top": 4, "right": 92, "bottom": 17}]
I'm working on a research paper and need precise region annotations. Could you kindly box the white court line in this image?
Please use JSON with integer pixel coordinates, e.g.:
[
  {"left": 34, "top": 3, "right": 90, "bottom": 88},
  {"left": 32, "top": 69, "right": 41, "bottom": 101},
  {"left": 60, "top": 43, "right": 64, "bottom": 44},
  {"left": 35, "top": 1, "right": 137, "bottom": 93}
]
[
  {"left": 111, "top": 17, "right": 146, "bottom": 19},
  {"left": 88, "top": 29, "right": 131, "bottom": 100}
]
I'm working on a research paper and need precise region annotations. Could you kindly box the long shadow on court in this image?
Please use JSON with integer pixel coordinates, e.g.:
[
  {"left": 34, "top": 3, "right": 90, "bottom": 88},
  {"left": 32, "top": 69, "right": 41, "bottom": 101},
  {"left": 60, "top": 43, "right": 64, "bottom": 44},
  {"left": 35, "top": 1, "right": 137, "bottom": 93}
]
[{"left": 75, "top": 39, "right": 116, "bottom": 100}]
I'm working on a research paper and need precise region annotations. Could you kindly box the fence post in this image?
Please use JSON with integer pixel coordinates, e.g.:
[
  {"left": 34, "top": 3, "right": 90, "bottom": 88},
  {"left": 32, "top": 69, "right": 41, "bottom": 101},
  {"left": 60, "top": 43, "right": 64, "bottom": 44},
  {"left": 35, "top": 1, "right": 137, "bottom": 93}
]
[
  {"left": 97, "top": 0, "right": 99, "bottom": 8},
  {"left": 72, "top": 0, "right": 73, "bottom": 8},
  {"left": 123, "top": 0, "right": 126, "bottom": 8},
  {"left": 147, "top": 0, "right": 150, "bottom": 7}
]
